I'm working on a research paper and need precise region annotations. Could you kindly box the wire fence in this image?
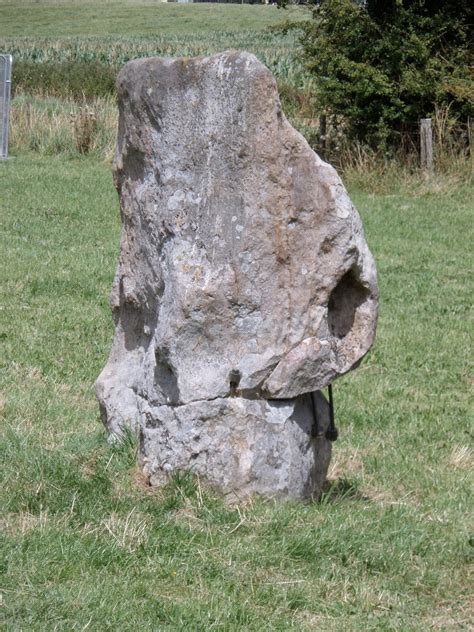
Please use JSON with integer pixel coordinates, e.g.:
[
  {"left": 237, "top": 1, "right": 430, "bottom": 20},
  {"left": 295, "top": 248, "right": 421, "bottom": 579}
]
[{"left": 293, "top": 113, "right": 473, "bottom": 169}]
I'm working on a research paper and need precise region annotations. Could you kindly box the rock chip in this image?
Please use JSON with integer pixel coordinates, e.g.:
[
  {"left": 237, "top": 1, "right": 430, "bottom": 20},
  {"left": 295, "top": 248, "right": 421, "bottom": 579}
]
[{"left": 96, "top": 51, "right": 378, "bottom": 499}]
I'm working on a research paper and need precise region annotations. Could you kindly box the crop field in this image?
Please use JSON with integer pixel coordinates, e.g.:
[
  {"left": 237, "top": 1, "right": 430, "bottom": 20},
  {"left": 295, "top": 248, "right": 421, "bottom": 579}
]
[
  {"left": 0, "top": 1, "right": 309, "bottom": 90},
  {"left": 0, "top": 0, "right": 306, "bottom": 38},
  {"left": 1, "top": 1, "right": 473, "bottom": 630},
  {"left": 1, "top": 1, "right": 316, "bottom": 158}
]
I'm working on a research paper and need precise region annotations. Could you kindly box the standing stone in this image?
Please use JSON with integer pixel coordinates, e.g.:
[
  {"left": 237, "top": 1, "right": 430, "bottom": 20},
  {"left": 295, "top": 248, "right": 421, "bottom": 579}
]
[{"left": 96, "top": 51, "right": 378, "bottom": 500}]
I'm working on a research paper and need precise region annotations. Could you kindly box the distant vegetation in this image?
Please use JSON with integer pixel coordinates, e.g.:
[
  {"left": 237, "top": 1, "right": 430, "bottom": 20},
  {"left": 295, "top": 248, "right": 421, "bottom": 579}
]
[
  {"left": 7, "top": 30, "right": 308, "bottom": 101},
  {"left": 1, "top": 4, "right": 318, "bottom": 160},
  {"left": 1, "top": 0, "right": 472, "bottom": 172},
  {"left": 302, "top": 0, "right": 473, "bottom": 149}
]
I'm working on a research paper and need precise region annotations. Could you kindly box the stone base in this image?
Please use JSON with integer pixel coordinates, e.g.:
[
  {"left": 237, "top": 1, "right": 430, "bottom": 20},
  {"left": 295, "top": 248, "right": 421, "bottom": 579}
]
[{"left": 138, "top": 391, "right": 332, "bottom": 501}]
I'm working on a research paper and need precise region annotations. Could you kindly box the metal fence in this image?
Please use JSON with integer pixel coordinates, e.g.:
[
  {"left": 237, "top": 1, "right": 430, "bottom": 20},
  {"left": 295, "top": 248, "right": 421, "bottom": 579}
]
[{"left": 0, "top": 54, "right": 12, "bottom": 159}]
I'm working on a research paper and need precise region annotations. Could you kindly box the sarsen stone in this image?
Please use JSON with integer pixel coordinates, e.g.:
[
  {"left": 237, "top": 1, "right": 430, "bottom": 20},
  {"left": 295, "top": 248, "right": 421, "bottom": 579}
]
[{"left": 96, "top": 51, "right": 378, "bottom": 499}]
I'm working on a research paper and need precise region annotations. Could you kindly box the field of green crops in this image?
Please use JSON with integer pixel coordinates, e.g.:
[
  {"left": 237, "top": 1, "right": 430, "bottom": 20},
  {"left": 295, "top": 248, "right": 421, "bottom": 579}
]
[
  {"left": 3, "top": 30, "right": 308, "bottom": 85},
  {"left": 0, "top": 1, "right": 310, "bottom": 89},
  {"left": 1, "top": 2, "right": 317, "bottom": 157}
]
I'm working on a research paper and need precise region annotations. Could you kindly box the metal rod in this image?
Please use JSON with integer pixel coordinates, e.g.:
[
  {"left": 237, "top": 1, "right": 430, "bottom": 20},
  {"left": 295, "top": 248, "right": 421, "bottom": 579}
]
[
  {"left": 325, "top": 384, "right": 338, "bottom": 442},
  {"left": 310, "top": 392, "right": 324, "bottom": 438}
]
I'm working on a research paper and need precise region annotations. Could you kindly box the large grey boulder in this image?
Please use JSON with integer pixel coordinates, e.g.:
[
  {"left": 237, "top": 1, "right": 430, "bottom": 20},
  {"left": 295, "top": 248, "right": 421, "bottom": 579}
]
[{"left": 96, "top": 51, "right": 378, "bottom": 500}]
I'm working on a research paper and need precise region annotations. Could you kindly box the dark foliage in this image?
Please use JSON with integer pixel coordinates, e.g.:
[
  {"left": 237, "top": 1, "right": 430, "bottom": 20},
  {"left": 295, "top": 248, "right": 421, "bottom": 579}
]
[{"left": 302, "top": 0, "right": 473, "bottom": 148}]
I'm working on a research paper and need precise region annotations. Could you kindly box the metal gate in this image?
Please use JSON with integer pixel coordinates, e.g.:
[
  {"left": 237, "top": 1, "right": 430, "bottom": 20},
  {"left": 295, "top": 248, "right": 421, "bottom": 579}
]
[{"left": 0, "top": 54, "right": 12, "bottom": 159}]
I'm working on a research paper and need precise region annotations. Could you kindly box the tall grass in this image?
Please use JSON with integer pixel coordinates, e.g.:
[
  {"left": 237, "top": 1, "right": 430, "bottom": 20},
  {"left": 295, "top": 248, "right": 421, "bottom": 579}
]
[
  {"left": 9, "top": 92, "right": 472, "bottom": 190},
  {"left": 9, "top": 94, "right": 116, "bottom": 158},
  {"left": 4, "top": 28, "right": 321, "bottom": 158},
  {"left": 4, "top": 30, "right": 311, "bottom": 98},
  {"left": 4, "top": 26, "right": 317, "bottom": 159}
]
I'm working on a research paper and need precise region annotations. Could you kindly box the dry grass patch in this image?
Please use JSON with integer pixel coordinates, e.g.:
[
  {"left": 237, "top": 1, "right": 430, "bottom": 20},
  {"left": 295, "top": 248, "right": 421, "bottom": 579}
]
[
  {"left": 94, "top": 509, "right": 150, "bottom": 552},
  {"left": 1, "top": 510, "right": 51, "bottom": 535},
  {"left": 327, "top": 446, "right": 366, "bottom": 480},
  {"left": 9, "top": 94, "right": 116, "bottom": 158},
  {"left": 448, "top": 445, "right": 472, "bottom": 470},
  {"left": 422, "top": 596, "right": 474, "bottom": 630}
]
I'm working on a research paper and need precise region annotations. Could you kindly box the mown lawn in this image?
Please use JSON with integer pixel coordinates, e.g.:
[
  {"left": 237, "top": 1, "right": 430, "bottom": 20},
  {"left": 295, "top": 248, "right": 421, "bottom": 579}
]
[
  {"left": 0, "top": 1, "right": 306, "bottom": 38},
  {"left": 1, "top": 153, "right": 472, "bottom": 630}
]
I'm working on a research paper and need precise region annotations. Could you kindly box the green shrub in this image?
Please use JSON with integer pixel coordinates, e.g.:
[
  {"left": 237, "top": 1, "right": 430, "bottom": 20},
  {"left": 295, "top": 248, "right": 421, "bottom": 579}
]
[{"left": 302, "top": 0, "right": 474, "bottom": 149}]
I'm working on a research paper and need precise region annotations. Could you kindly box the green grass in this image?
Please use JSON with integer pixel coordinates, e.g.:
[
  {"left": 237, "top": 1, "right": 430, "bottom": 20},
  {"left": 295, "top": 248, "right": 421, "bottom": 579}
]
[
  {"left": 1, "top": 154, "right": 473, "bottom": 629},
  {"left": 2, "top": 2, "right": 312, "bottom": 123},
  {"left": 0, "top": 1, "right": 307, "bottom": 38}
]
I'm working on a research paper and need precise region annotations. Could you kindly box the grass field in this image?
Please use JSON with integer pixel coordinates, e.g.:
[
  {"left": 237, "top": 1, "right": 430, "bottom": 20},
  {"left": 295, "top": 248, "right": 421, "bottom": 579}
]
[
  {"left": 1, "top": 0, "right": 317, "bottom": 160},
  {"left": 0, "top": 0, "right": 306, "bottom": 74},
  {"left": 1, "top": 153, "right": 472, "bottom": 629},
  {"left": 0, "top": 1, "right": 306, "bottom": 38},
  {"left": 1, "top": 0, "right": 473, "bottom": 629}
]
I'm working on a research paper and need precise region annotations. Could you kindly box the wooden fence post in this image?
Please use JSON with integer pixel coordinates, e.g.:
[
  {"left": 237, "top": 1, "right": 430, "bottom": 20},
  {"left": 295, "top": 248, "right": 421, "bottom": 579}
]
[
  {"left": 468, "top": 117, "right": 473, "bottom": 171},
  {"left": 319, "top": 114, "right": 327, "bottom": 158},
  {"left": 420, "top": 118, "right": 433, "bottom": 174}
]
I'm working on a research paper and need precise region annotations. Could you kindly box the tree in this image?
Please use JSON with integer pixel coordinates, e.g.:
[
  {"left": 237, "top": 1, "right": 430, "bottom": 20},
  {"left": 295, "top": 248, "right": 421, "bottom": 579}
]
[{"left": 302, "top": 0, "right": 473, "bottom": 148}]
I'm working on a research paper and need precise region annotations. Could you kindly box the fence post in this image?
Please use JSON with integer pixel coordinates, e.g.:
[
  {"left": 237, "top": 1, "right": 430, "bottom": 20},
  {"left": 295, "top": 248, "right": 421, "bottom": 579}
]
[
  {"left": 420, "top": 118, "right": 433, "bottom": 174},
  {"left": 319, "top": 114, "right": 327, "bottom": 157},
  {"left": 0, "top": 54, "right": 13, "bottom": 160},
  {"left": 468, "top": 117, "right": 473, "bottom": 171}
]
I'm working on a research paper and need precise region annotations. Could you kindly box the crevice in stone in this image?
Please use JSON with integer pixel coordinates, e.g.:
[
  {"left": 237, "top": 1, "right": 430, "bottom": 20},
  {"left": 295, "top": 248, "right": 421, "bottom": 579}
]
[
  {"left": 228, "top": 369, "right": 241, "bottom": 397},
  {"left": 141, "top": 392, "right": 225, "bottom": 411},
  {"left": 154, "top": 349, "right": 180, "bottom": 405},
  {"left": 120, "top": 301, "right": 156, "bottom": 353}
]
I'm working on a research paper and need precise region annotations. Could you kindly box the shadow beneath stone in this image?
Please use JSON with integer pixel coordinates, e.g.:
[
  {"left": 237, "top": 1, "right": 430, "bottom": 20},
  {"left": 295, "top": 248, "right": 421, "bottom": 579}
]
[{"left": 320, "top": 477, "right": 371, "bottom": 503}]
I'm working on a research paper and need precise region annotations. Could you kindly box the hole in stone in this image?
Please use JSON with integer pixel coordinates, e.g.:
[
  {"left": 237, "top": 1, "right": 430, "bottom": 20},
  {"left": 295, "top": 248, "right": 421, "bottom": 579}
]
[
  {"left": 154, "top": 350, "right": 180, "bottom": 404},
  {"left": 229, "top": 369, "right": 241, "bottom": 396},
  {"left": 327, "top": 269, "right": 370, "bottom": 339}
]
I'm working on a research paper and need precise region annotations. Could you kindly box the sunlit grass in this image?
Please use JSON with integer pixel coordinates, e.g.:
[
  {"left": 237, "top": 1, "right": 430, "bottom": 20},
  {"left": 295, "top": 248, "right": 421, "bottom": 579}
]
[
  {"left": 1, "top": 154, "right": 472, "bottom": 629},
  {"left": 0, "top": 2, "right": 308, "bottom": 38}
]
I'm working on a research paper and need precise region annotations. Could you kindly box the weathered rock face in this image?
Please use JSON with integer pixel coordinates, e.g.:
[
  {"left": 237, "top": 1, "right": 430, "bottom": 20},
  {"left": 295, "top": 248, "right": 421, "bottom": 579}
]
[
  {"left": 140, "top": 392, "right": 332, "bottom": 501},
  {"left": 96, "top": 51, "right": 378, "bottom": 499}
]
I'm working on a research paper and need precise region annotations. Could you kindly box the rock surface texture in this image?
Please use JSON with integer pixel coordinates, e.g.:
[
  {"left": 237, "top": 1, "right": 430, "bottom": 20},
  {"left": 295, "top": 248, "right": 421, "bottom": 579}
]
[{"left": 96, "top": 51, "right": 378, "bottom": 500}]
